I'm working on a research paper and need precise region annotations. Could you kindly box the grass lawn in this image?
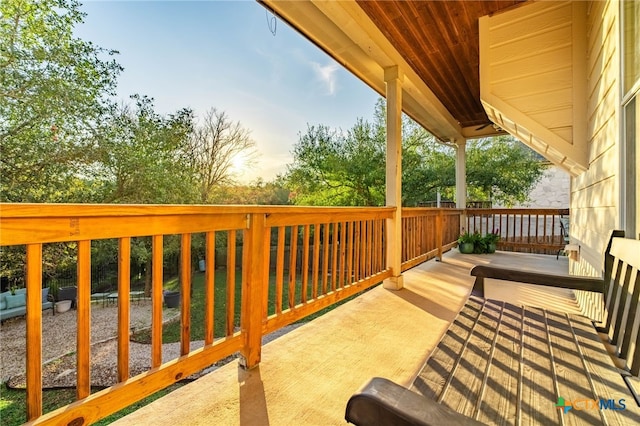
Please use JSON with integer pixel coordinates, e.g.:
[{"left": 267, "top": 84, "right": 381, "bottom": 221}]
[
  {"left": 0, "top": 383, "right": 186, "bottom": 426},
  {"left": 132, "top": 269, "right": 363, "bottom": 344}
]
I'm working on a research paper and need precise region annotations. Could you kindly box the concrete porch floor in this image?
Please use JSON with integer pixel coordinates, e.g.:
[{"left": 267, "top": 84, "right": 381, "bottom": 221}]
[{"left": 115, "top": 250, "right": 578, "bottom": 426}]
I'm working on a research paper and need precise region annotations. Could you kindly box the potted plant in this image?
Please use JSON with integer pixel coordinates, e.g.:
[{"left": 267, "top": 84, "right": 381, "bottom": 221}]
[
  {"left": 457, "top": 231, "right": 477, "bottom": 254},
  {"left": 163, "top": 289, "right": 180, "bottom": 308},
  {"left": 482, "top": 230, "right": 500, "bottom": 254}
]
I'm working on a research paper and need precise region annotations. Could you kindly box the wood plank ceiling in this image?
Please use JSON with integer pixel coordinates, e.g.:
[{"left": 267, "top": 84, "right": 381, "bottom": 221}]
[{"left": 356, "top": 0, "right": 525, "bottom": 130}]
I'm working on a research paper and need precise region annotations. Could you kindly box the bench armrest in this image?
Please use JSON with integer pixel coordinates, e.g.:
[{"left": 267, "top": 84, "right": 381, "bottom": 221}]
[
  {"left": 470, "top": 265, "right": 604, "bottom": 297},
  {"left": 345, "top": 377, "right": 483, "bottom": 426}
]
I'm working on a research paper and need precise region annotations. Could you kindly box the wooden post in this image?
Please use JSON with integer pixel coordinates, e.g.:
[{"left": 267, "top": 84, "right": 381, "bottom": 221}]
[
  {"left": 455, "top": 140, "right": 467, "bottom": 209},
  {"left": 240, "top": 213, "right": 266, "bottom": 369},
  {"left": 384, "top": 66, "right": 404, "bottom": 290}
]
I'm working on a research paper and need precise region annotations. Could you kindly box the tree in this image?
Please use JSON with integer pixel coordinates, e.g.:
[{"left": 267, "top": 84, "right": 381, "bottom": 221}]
[
  {"left": 284, "top": 99, "right": 544, "bottom": 207},
  {"left": 285, "top": 99, "right": 454, "bottom": 206},
  {"left": 0, "top": 0, "right": 122, "bottom": 202},
  {"left": 94, "top": 95, "right": 197, "bottom": 204},
  {"left": 466, "top": 137, "right": 544, "bottom": 206},
  {"left": 187, "top": 108, "right": 257, "bottom": 203}
]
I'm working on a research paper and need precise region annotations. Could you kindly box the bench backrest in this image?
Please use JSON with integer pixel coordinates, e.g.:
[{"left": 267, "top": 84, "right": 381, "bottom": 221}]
[{"left": 600, "top": 233, "right": 640, "bottom": 377}]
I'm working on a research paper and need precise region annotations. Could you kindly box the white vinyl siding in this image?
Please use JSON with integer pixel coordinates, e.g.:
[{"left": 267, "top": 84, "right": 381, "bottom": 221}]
[{"left": 570, "top": 0, "right": 620, "bottom": 277}]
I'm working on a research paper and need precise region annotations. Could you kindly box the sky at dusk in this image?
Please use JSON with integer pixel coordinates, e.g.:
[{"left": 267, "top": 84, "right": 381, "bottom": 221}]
[{"left": 75, "top": 1, "right": 380, "bottom": 182}]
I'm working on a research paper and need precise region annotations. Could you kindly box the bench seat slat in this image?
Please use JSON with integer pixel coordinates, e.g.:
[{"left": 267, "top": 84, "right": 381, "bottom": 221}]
[
  {"left": 439, "top": 299, "right": 501, "bottom": 418},
  {"left": 476, "top": 302, "right": 522, "bottom": 425}
]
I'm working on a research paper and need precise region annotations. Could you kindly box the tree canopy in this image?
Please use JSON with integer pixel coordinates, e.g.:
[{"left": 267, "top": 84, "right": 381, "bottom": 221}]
[
  {"left": 0, "top": 0, "right": 122, "bottom": 202},
  {"left": 284, "top": 99, "right": 544, "bottom": 207}
]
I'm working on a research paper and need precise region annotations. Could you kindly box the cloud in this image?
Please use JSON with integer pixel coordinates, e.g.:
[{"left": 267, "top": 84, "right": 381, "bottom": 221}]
[{"left": 312, "top": 62, "right": 340, "bottom": 95}]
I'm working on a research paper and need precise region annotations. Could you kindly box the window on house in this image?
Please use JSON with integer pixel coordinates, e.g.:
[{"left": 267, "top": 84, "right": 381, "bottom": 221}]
[{"left": 622, "top": 1, "right": 639, "bottom": 239}]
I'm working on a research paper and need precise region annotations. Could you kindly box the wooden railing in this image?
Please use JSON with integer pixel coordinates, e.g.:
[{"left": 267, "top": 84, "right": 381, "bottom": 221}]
[
  {"left": 401, "top": 208, "right": 462, "bottom": 270},
  {"left": 464, "top": 208, "right": 570, "bottom": 254},
  {"left": 1, "top": 204, "right": 465, "bottom": 425},
  {"left": 1, "top": 205, "right": 572, "bottom": 424}
]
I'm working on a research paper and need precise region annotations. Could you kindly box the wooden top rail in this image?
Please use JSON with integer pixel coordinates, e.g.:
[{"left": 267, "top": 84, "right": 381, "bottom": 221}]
[
  {"left": 0, "top": 204, "right": 395, "bottom": 246},
  {"left": 0, "top": 203, "right": 396, "bottom": 218},
  {"left": 465, "top": 207, "right": 569, "bottom": 215},
  {"left": 401, "top": 207, "right": 463, "bottom": 218}
]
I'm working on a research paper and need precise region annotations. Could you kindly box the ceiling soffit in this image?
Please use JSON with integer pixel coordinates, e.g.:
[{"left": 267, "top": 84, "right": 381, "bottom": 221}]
[{"left": 356, "top": 1, "right": 524, "bottom": 130}]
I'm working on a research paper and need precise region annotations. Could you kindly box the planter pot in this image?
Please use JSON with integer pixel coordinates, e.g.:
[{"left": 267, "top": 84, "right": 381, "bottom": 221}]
[
  {"left": 487, "top": 243, "right": 497, "bottom": 254},
  {"left": 55, "top": 300, "right": 72, "bottom": 313},
  {"left": 163, "top": 291, "right": 180, "bottom": 308},
  {"left": 459, "top": 242, "right": 474, "bottom": 254}
]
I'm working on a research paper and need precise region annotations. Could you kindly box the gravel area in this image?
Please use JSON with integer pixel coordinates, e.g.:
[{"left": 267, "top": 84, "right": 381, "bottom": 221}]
[{"left": 1, "top": 300, "right": 302, "bottom": 389}]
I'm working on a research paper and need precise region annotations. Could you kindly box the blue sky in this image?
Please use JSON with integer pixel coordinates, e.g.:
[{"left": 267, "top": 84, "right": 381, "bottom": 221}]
[{"left": 75, "top": 1, "right": 380, "bottom": 182}]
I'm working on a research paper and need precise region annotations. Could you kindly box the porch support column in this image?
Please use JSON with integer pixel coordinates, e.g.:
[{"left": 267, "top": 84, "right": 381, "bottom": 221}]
[
  {"left": 455, "top": 140, "right": 467, "bottom": 209},
  {"left": 383, "top": 66, "right": 404, "bottom": 290}
]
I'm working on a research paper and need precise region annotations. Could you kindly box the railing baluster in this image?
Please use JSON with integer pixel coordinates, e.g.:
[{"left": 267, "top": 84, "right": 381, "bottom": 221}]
[
  {"left": 262, "top": 226, "right": 271, "bottom": 320},
  {"left": 302, "top": 224, "right": 310, "bottom": 302},
  {"left": 331, "top": 222, "right": 339, "bottom": 289},
  {"left": 118, "top": 237, "right": 131, "bottom": 381},
  {"left": 312, "top": 224, "right": 320, "bottom": 299},
  {"left": 26, "top": 243, "right": 43, "bottom": 421},
  {"left": 353, "top": 222, "right": 360, "bottom": 282},
  {"left": 77, "top": 240, "right": 91, "bottom": 399},
  {"left": 340, "top": 221, "right": 347, "bottom": 287},
  {"left": 227, "top": 230, "right": 236, "bottom": 336},
  {"left": 276, "top": 226, "right": 285, "bottom": 314},
  {"left": 347, "top": 222, "right": 355, "bottom": 285},
  {"left": 180, "top": 234, "right": 192, "bottom": 355},
  {"left": 322, "top": 223, "right": 330, "bottom": 294},
  {"left": 205, "top": 231, "right": 215, "bottom": 345},
  {"left": 288, "top": 226, "right": 298, "bottom": 308},
  {"left": 152, "top": 235, "right": 163, "bottom": 368}
]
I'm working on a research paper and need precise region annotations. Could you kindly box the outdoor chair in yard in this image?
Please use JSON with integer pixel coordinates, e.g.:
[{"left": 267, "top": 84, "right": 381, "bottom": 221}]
[{"left": 346, "top": 231, "right": 640, "bottom": 425}]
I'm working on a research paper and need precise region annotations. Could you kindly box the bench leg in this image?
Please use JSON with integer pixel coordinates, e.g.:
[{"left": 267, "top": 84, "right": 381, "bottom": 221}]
[{"left": 471, "top": 276, "right": 484, "bottom": 297}]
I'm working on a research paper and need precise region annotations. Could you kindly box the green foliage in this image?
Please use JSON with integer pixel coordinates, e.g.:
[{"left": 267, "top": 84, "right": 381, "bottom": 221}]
[
  {"left": 457, "top": 231, "right": 480, "bottom": 245},
  {"left": 285, "top": 121, "right": 385, "bottom": 206},
  {"left": 482, "top": 231, "right": 500, "bottom": 245},
  {"left": 458, "top": 231, "right": 500, "bottom": 254},
  {"left": 467, "top": 137, "right": 545, "bottom": 206},
  {"left": 0, "top": 0, "right": 122, "bottom": 202},
  {"left": 94, "top": 95, "right": 198, "bottom": 204},
  {"left": 284, "top": 99, "right": 543, "bottom": 207},
  {"left": 285, "top": 99, "right": 455, "bottom": 206}
]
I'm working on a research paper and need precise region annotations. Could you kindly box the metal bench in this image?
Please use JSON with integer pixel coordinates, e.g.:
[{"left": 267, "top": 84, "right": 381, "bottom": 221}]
[{"left": 346, "top": 231, "right": 640, "bottom": 425}]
